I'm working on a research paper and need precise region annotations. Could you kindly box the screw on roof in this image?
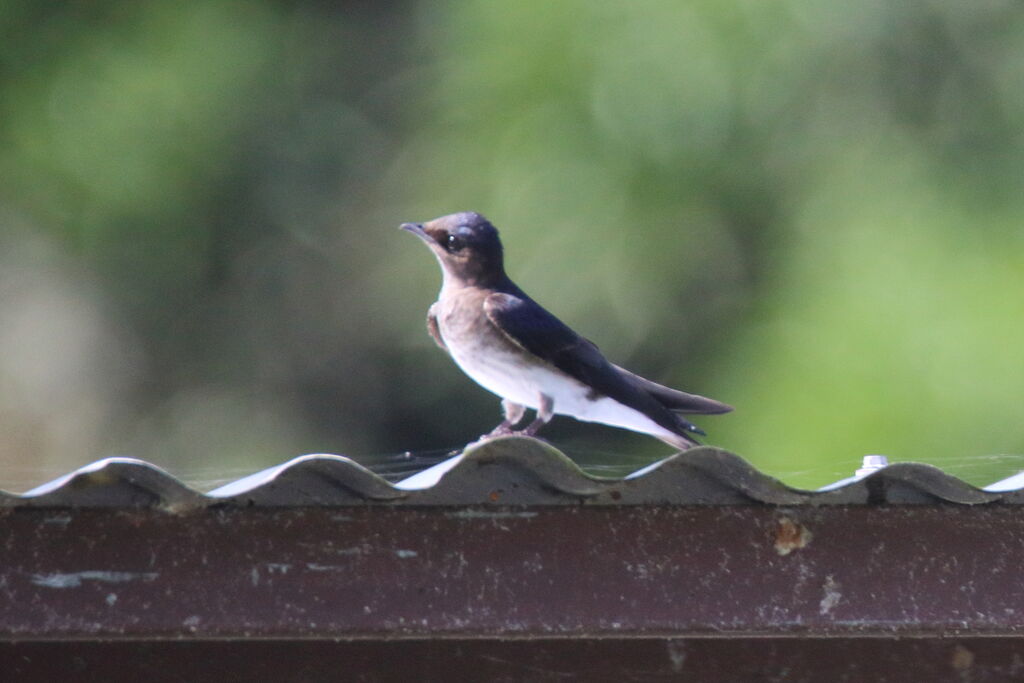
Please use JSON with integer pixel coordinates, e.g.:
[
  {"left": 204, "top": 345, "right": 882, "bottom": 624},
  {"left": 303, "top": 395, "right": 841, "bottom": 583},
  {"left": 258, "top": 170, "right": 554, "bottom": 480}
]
[{"left": 817, "top": 454, "right": 890, "bottom": 492}]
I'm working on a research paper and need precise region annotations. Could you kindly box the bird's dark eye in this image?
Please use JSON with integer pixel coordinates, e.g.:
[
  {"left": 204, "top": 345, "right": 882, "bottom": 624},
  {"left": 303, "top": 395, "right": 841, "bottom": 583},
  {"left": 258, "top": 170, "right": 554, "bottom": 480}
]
[{"left": 446, "top": 234, "right": 465, "bottom": 252}]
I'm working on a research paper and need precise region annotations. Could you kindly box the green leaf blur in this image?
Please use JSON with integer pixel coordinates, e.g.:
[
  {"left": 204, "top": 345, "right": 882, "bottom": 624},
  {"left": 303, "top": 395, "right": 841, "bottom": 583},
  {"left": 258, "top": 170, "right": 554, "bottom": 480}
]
[{"left": 1, "top": 0, "right": 1022, "bottom": 490}]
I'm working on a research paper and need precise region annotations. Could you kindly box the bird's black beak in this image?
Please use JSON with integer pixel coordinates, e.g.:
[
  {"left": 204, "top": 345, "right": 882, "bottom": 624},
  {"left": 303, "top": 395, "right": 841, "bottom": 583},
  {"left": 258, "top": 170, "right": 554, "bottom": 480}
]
[
  {"left": 401, "top": 222, "right": 443, "bottom": 249},
  {"left": 401, "top": 222, "right": 428, "bottom": 238}
]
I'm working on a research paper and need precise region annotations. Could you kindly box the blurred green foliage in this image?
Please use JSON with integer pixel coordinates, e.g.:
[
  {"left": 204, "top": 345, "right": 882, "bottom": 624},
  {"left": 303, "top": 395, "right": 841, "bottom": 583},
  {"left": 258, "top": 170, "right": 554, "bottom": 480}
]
[{"left": 1, "top": 0, "right": 1022, "bottom": 490}]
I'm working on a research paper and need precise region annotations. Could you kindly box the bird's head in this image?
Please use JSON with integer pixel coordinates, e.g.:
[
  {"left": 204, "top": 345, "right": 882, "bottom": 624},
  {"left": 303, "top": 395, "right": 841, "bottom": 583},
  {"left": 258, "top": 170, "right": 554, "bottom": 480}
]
[{"left": 401, "top": 211, "right": 506, "bottom": 286}]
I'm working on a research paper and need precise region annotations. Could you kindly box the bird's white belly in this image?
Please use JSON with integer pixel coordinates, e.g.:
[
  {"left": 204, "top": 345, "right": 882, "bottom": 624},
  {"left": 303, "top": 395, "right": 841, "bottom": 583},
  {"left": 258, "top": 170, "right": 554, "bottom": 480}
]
[{"left": 446, "top": 338, "right": 675, "bottom": 439}]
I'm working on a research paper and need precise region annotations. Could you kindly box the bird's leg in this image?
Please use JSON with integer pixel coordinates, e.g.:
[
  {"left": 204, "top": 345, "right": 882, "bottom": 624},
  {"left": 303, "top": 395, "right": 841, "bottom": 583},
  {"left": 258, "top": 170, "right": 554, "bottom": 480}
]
[
  {"left": 520, "top": 393, "right": 554, "bottom": 437},
  {"left": 483, "top": 399, "right": 527, "bottom": 438}
]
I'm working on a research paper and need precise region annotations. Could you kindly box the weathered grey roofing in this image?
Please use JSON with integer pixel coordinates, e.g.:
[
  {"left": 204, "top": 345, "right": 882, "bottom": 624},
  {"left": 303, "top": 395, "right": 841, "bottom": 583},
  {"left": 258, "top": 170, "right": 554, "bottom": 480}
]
[{"left": 2, "top": 436, "right": 1019, "bottom": 508}]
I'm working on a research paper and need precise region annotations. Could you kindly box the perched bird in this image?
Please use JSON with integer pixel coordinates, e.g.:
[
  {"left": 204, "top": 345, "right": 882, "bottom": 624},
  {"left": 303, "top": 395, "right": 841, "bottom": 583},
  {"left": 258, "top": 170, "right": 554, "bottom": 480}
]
[{"left": 401, "top": 212, "right": 732, "bottom": 450}]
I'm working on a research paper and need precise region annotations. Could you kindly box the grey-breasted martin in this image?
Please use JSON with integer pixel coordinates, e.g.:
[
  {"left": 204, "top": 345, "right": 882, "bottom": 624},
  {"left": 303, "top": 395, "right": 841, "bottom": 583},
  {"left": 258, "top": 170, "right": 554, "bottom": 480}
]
[{"left": 401, "top": 211, "right": 732, "bottom": 450}]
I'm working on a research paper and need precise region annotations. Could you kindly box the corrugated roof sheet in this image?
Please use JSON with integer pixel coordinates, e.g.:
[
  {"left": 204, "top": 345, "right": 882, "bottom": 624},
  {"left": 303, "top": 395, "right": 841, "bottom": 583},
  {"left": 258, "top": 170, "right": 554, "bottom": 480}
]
[{"left": 3, "top": 435, "right": 1020, "bottom": 508}]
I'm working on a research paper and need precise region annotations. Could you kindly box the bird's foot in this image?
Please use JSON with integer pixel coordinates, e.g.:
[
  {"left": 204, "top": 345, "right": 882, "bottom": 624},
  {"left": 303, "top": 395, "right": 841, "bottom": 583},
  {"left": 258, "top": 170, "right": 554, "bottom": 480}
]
[
  {"left": 518, "top": 394, "right": 553, "bottom": 438},
  {"left": 519, "top": 422, "right": 545, "bottom": 437},
  {"left": 479, "top": 422, "right": 515, "bottom": 441}
]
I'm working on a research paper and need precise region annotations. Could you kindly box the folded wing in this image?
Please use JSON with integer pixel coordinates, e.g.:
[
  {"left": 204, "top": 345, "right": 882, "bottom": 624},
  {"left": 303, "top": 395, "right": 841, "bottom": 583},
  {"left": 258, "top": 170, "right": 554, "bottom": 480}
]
[
  {"left": 482, "top": 291, "right": 717, "bottom": 438},
  {"left": 613, "top": 366, "right": 732, "bottom": 415}
]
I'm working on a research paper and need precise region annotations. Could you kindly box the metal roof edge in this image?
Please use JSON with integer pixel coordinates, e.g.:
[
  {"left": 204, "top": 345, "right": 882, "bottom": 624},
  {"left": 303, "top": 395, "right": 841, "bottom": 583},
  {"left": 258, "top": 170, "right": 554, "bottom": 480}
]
[{"left": 0, "top": 436, "right": 1015, "bottom": 509}]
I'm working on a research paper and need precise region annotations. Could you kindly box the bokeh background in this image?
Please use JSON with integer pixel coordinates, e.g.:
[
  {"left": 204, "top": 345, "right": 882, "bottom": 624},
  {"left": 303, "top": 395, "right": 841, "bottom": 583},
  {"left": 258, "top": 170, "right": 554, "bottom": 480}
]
[{"left": 2, "top": 0, "right": 1023, "bottom": 491}]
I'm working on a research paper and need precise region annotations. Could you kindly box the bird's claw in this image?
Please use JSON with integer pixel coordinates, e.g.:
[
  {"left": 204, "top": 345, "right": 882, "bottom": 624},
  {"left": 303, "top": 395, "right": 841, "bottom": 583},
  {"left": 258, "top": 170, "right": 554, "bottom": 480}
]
[{"left": 479, "top": 423, "right": 514, "bottom": 441}]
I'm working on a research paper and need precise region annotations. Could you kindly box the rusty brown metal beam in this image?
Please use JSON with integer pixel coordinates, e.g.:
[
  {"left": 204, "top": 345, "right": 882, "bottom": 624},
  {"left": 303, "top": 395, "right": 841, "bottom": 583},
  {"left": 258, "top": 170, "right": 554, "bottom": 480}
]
[{"left": 3, "top": 504, "right": 1023, "bottom": 640}]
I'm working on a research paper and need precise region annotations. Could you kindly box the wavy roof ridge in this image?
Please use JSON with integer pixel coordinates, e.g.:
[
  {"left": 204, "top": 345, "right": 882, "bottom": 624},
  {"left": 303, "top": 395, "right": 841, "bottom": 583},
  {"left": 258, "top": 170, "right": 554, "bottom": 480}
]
[{"left": 0, "top": 436, "right": 1013, "bottom": 508}]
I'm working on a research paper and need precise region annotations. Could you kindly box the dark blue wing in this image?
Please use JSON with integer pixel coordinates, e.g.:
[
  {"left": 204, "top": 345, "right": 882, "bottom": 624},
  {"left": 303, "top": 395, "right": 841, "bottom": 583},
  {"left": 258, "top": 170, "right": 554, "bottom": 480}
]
[
  {"left": 483, "top": 292, "right": 695, "bottom": 436},
  {"left": 483, "top": 292, "right": 608, "bottom": 382}
]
